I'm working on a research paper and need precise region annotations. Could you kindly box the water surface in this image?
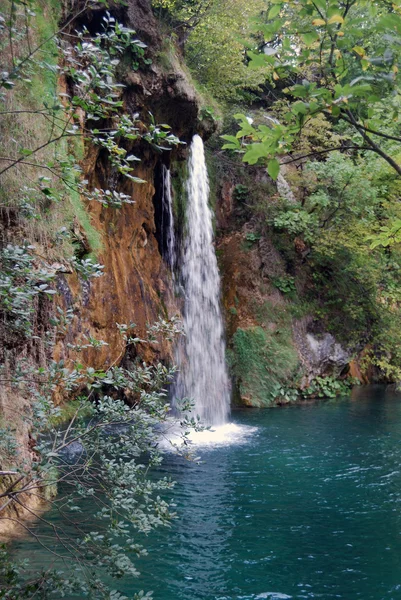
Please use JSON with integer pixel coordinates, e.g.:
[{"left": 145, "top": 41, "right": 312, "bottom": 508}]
[{"left": 13, "top": 386, "right": 401, "bottom": 599}]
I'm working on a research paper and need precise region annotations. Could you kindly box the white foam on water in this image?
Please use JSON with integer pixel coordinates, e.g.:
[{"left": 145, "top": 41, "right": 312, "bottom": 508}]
[
  {"left": 186, "top": 422, "right": 257, "bottom": 448},
  {"left": 255, "top": 594, "right": 292, "bottom": 600},
  {"left": 158, "top": 419, "right": 257, "bottom": 452}
]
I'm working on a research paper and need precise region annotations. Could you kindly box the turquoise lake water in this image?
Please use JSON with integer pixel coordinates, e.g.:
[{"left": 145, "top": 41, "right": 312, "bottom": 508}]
[{"left": 11, "top": 386, "right": 401, "bottom": 599}]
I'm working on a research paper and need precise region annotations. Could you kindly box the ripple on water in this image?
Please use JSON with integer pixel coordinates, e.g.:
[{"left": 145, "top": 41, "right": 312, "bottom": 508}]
[{"left": 238, "top": 594, "right": 292, "bottom": 600}]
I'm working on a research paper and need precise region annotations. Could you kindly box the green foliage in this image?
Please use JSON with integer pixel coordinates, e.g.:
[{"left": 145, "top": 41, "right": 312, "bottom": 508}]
[
  {"left": 0, "top": 317, "right": 195, "bottom": 599},
  {"left": 305, "top": 241, "right": 376, "bottom": 343},
  {"left": 248, "top": 146, "right": 401, "bottom": 374},
  {"left": 270, "top": 104, "right": 343, "bottom": 156},
  {"left": 270, "top": 382, "right": 299, "bottom": 404},
  {"left": 200, "top": 0, "right": 401, "bottom": 385},
  {"left": 153, "top": 0, "right": 269, "bottom": 101},
  {"left": 219, "top": 106, "right": 401, "bottom": 383},
  {"left": 71, "top": 257, "right": 105, "bottom": 280},
  {"left": 0, "top": 244, "right": 56, "bottom": 335},
  {"left": 0, "top": 7, "right": 183, "bottom": 233},
  {"left": 303, "top": 376, "right": 352, "bottom": 399},
  {"left": 269, "top": 152, "right": 380, "bottom": 243},
  {"left": 227, "top": 0, "right": 401, "bottom": 178},
  {"left": 245, "top": 232, "right": 261, "bottom": 243},
  {"left": 69, "top": 184, "right": 104, "bottom": 255},
  {"left": 170, "top": 160, "right": 189, "bottom": 238},
  {"left": 272, "top": 274, "right": 296, "bottom": 295},
  {"left": 46, "top": 396, "right": 93, "bottom": 428},
  {"left": 0, "top": 4, "right": 192, "bottom": 598},
  {"left": 233, "top": 184, "right": 249, "bottom": 203},
  {"left": 230, "top": 325, "right": 299, "bottom": 407},
  {"left": 272, "top": 208, "right": 317, "bottom": 242}
]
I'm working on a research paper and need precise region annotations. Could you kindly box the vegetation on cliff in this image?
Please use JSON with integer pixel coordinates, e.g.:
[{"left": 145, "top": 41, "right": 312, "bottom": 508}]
[{"left": 0, "top": 0, "right": 195, "bottom": 596}]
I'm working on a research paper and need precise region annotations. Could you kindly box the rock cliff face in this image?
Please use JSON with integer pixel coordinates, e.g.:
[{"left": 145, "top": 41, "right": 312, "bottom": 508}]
[
  {"left": 54, "top": 0, "right": 199, "bottom": 371},
  {"left": 215, "top": 167, "right": 354, "bottom": 407},
  {"left": 0, "top": 0, "right": 200, "bottom": 531}
]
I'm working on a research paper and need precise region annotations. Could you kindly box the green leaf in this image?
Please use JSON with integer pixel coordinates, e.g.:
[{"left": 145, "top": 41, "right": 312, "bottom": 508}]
[
  {"left": 243, "top": 143, "right": 271, "bottom": 165},
  {"left": 220, "top": 135, "right": 240, "bottom": 148},
  {"left": 379, "top": 14, "right": 401, "bottom": 34},
  {"left": 289, "top": 84, "right": 308, "bottom": 98},
  {"left": 268, "top": 158, "right": 280, "bottom": 180},
  {"left": 301, "top": 31, "right": 319, "bottom": 46},
  {"left": 268, "top": 4, "right": 282, "bottom": 19},
  {"left": 353, "top": 46, "right": 365, "bottom": 57},
  {"left": 292, "top": 101, "right": 308, "bottom": 115},
  {"left": 313, "top": 0, "right": 327, "bottom": 11},
  {"left": 247, "top": 51, "right": 270, "bottom": 69}
]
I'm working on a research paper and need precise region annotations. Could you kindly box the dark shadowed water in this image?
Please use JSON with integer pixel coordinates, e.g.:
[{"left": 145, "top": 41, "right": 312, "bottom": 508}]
[{"left": 11, "top": 386, "right": 401, "bottom": 599}]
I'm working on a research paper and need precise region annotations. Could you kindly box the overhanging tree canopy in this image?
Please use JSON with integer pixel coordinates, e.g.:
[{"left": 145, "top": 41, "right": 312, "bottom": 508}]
[{"left": 223, "top": 0, "right": 401, "bottom": 178}]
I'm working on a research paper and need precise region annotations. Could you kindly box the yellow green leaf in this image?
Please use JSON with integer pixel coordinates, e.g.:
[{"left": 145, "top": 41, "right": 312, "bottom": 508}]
[
  {"left": 353, "top": 46, "right": 366, "bottom": 57},
  {"left": 312, "top": 18, "right": 326, "bottom": 26},
  {"left": 328, "top": 14, "right": 344, "bottom": 24}
]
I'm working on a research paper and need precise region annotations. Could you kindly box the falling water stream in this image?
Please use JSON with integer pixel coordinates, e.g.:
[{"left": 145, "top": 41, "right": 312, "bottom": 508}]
[
  {"left": 160, "top": 165, "right": 176, "bottom": 271},
  {"left": 173, "top": 135, "right": 230, "bottom": 426}
]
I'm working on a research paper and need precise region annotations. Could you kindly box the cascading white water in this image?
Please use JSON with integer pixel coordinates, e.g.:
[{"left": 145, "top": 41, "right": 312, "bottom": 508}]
[
  {"left": 161, "top": 165, "right": 176, "bottom": 271},
  {"left": 174, "top": 135, "right": 230, "bottom": 426}
]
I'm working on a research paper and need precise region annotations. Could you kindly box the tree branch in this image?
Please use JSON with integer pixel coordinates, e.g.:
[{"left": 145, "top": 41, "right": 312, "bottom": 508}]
[
  {"left": 0, "top": 132, "right": 81, "bottom": 177},
  {"left": 280, "top": 144, "right": 370, "bottom": 165},
  {"left": 343, "top": 109, "right": 401, "bottom": 176},
  {"left": 338, "top": 112, "right": 401, "bottom": 143}
]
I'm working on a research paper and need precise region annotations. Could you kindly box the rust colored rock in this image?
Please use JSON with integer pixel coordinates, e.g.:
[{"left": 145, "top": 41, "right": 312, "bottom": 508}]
[
  {"left": 53, "top": 0, "right": 200, "bottom": 372},
  {"left": 55, "top": 162, "right": 179, "bottom": 371},
  {"left": 217, "top": 180, "right": 235, "bottom": 230},
  {"left": 349, "top": 346, "right": 375, "bottom": 384},
  {"left": 294, "top": 237, "right": 308, "bottom": 255}
]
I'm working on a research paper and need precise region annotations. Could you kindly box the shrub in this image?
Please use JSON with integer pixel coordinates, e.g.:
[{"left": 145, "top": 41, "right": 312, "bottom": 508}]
[
  {"left": 230, "top": 326, "right": 299, "bottom": 406},
  {"left": 302, "top": 376, "right": 352, "bottom": 399}
]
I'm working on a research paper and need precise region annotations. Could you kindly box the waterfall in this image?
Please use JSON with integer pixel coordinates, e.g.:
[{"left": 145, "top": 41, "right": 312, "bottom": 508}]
[
  {"left": 174, "top": 135, "right": 230, "bottom": 426},
  {"left": 161, "top": 165, "right": 176, "bottom": 271},
  {"left": 276, "top": 173, "right": 296, "bottom": 204}
]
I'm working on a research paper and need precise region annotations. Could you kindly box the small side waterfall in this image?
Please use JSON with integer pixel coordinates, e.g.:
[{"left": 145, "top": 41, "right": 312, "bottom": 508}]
[
  {"left": 174, "top": 135, "right": 230, "bottom": 426},
  {"left": 276, "top": 173, "right": 296, "bottom": 204},
  {"left": 160, "top": 165, "right": 176, "bottom": 271}
]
